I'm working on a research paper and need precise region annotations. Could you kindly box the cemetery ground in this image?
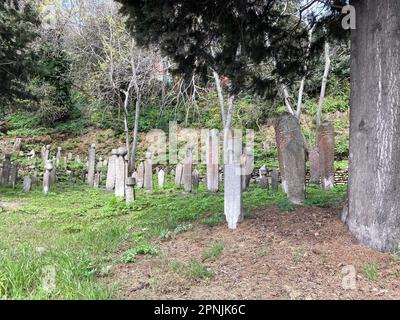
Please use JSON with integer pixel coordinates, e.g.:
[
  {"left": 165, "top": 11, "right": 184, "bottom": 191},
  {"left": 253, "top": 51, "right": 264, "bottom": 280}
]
[{"left": 2, "top": 181, "right": 400, "bottom": 300}]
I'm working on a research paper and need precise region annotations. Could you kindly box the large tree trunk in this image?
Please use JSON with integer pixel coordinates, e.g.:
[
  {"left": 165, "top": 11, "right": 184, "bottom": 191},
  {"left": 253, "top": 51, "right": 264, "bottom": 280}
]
[{"left": 343, "top": 0, "right": 400, "bottom": 252}]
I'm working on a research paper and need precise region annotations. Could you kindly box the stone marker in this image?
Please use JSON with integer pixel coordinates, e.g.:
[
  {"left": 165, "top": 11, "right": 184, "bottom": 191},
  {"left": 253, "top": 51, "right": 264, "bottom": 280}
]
[
  {"left": 182, "top": 146, "right": 193, "bottom": 193},
  {"left": 241, "top": 148, "right": 253, "bottom": 191},
  {"left": 258, "top": 166, "right": 269, "bottom": 189},
  {"left": 275, "top": 114, "right": 305, "bottom": 204},
  {"left": 56, "top": 147, "right": 62, "bottom": 167},
  {"left": 271, "top": 169, "right": 280, "bottom": 192},
  {"left": 136, "top": 161, "right": 144, "bottom": 188},
  {"left": 317, "top": 122, "right": 335, "bottom": 190},
  {"left": 1, "top": 154, "right": 12, "bottom": 185},
  {"left": 125, "top": 177, "right": 135, "bottom": 203},
  {"left": 174, "top": 163, "right": 183, "bottom": 188},
  {"left": 158, "top": 169, "right": 165, "bottom": 189},
  {"left": 87, "top": 144, "right": 96, "bottom": 187},
  {"left": 106, "top": 149, "right": 117, "bottom": 191},
  {"left": 23, "top": 176, "right": 32, "bottom": 192},
  {"left": 67, "top": 153, "right": 73, "bottom": 161},
  {"left": 43, "top": 160, "right": 53, "bottom": 194},
  {"left": 41, "top": 146, "right": 46, "bottom": 162},
  {"left": 93, "top": 162, "right": 102, "bottom": 188},
  {"left": 309, "top": 146, "right": 320, "bottom": 184},
  {"left": 50, "top": 158, "right": 57, "bottom": 185},
  {"left": 9, "top": 163, "right": 18, "bottom": 188},
  {"left": 115, "top": 147, "right": 127, "bottom": 198},
  {"left": 44, "top": 145, "right": 51, "bottom": 162},
  {"left": 192, "top": 169, "right": 199, "bottom": 192},
  {"left": 206, "top": 129, "right": 219, "bottom": 193},
  {"left": 13, "top": 138, "right": 22, "bottom": 153},
  {"left": 143, "top": 151, "right": 153, "bottom": 191}
]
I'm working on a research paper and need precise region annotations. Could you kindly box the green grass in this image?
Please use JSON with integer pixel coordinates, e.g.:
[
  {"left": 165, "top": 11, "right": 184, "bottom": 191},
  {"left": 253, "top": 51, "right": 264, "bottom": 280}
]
[
  {"left": 0, "top": 178, "right": 346, "bottom": 299},
  {"left": 363, "top": 262, "right": 379, "bottom": 281},
  {"left": 202, "top": 242, "right": 224, "bottom": 262}
]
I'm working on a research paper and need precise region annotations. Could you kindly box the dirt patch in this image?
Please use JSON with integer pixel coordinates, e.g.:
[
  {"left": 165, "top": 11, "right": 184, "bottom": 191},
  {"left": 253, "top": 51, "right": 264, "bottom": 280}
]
[
  {"left": 106, "top": 205, "right": 400, "bottom": 300},
  {"left": 0, "top": 201, "right": 27, "bottom": 210}
]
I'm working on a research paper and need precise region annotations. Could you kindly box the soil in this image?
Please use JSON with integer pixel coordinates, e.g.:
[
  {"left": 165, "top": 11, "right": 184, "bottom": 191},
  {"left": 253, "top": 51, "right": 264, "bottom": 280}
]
[{"left": 106, "top": 205, "right": 400, "bottom": 300}]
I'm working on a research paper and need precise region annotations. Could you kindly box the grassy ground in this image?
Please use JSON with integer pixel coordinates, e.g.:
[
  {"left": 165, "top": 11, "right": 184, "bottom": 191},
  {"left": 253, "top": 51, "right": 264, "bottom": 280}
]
[{"left": 0, "top": 178, "right": 346, "bottom": 300}]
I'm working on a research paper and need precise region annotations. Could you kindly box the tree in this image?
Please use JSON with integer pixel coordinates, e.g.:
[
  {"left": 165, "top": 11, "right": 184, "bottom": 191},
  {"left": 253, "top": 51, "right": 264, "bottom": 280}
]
[
  {"left": 342, "top": 0, "right": 400, "bottom": 252},
  {"left": 0, "top": 0, "right": 40, "bottom": 110}
]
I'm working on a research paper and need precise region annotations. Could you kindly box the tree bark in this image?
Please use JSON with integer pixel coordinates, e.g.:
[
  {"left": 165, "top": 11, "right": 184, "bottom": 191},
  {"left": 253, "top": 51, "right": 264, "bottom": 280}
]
[
  {"left": 344, "top": 0, "right": 400, "bottom": 252},
  {"left": 316, "top": 42, "right": 331, "bottom": 127},
  {"left": 130, "top": 94, "right": 141, "bottom": 172}
]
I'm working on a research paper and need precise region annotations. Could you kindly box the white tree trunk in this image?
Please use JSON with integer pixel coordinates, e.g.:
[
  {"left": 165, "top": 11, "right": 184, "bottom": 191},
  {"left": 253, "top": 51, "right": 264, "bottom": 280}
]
[{"left": 316, "top": 42, "right": 331, "bottom": 127}]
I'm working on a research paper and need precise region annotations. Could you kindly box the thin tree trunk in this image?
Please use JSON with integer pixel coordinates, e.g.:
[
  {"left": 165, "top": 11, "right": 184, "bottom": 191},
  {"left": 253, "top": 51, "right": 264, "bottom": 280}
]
[
  {"left": 213, "top": 70, "right": 226, "bottom": 124},
  {"left": 122, "top": 91, "right": 131, "bottom": 165},
  {"left": 316, "top": 42, "right": 331, "bottom": 127},
  {"left": 130, "top": 94, "right": 141, "bottom": 172},
  {"left": 344, "top": 0, "right": 400, "bottom": 252}
]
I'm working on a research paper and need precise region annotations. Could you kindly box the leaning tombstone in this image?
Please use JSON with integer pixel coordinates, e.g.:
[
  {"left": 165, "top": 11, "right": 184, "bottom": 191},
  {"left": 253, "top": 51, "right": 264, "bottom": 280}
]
[
  {"left": 44, "top": 145, "right": 51, "bottom": 162},
  {"left": 93, "top": 162, "right": 102, "bottom": 188},
  {"left": 43, "top": 160, "right": 53, "bottom": 194},
  {"left": 13, "top": 138, "right": 22, "bottom": 153},
  {"left": 49, "top": 158, "right": 57, "bottom": 185}
]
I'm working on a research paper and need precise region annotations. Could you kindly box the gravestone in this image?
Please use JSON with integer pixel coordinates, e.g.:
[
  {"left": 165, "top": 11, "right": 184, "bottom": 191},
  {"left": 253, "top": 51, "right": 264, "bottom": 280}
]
[
  {"left": 43, "top": 160, "right": 53, "bottom": 194},
  {"left": 174, "top": 163, "right": 183, "bottom": 188},
  {"left": 309, "top": 147, "right": 320, "bottom": 184},
  {"left": 9, "top": 163, "right": 18, "bottom": 188},
  {"left": 41, "top": 146, "right": 46, "bottom": 162},
  {"left": 115, "top": 147, "right": 127, "bottom": 198},
  {"left": 50, "top": 159, "right": 57, "bottom": 184},
  {"left": 13, "top": 138, "right": 22, "bottom": 153},
  {"left": 158, "top": 169, "right": 165, "bottom": 189},
  {"left": 93, "top": 162, "right": 102, "bottom": 188},
  {"left": 275, "top": 114, "right": 305, "bottom": 204},
  {"left": 1, "top": 154, "right": 12, "bottom": 185},
  {"left": 182, "top": 147, "right": 193, "bottom": 193},
  {"left": 192, "top": 169, "right": 199, "bottom": 192},
  {"left": 87, "top": 144, "right": 96, "bottom": 187},
  {"left": 67, "top": 153, "right": 73, "bottom": 161},
  {"left": 56, "top": 147, "right": 62, "bottom": 167},
  {"left": 44, "top": 145, "right": 51, "bottom": 162},
  {"left": 28, "top": 149, "right": 36, "bottom": 159},
  {"left": 23, "top": 176, "right": 32, "bottom": 192},
  {"left": 125, "top": 177, "right": 135, "bottom": 203},
  {"left": 317, "top": 122, "right": 335, "bottom": 190},
  {"left": 143, "top": 151, "right": 153, "bottom": 191},
  {"left": 271, "top": 169, "right": 280, "bottom": 192},
  {"left": 258, "top": 166, "right": 269, "bottom": 189},
  {"left": 241, "top": 148, "right": 253, "bottom": 191},
  {"left": 136, "top": 161, "right": 144, "bottom": 188},
  {"left": 106, "top": 149, "right": 118, "bottom": 191},
  {"left": 206, "top": 129, "right": 219, "bottom": 193}
]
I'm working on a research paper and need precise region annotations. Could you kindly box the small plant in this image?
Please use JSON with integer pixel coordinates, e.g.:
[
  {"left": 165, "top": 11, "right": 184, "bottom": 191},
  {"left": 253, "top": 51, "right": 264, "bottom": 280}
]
[
  {"left": 121, "top": 243, "right": 157, "bottom": 263},
  {"left": 173, "top": 223, "right": 193, "bottom": 235},
  {"left": 292, "top": 246, "right": 306, "bottom": 264},
  {"left": 363, "top": 262, "right": 378, "bottom": 281},
  {"left": 276, "top": 199, "right": 295, "bottom": 212},
  {"left": 159, "top": 228, "right": 171, "bottom": 240},
  {"left": 202, "top": 212, "right": 223, "bottom": 227},
  {"left": 202, "top": 242, "right": 224, "bottom": 261},
  {"left": 188, "top": 260, "right": 214, "bottom": 280}
]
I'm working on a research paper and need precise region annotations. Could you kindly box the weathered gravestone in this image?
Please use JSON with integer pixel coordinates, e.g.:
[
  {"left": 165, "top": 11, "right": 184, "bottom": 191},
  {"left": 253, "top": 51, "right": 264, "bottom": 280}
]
[
  {"left": 93, "top": 162, "right": 102, "bottom": 188},
  {"left": 174, "top": 163, "right": 183, "bottom": 188},
  {"left": 9, "top": 163, "right": 18, "bottom": 188},
  {"left": 309, "top": 146, "right": 320, "bottom": 184},
  {"left": 115, "top": 147, "right": 127, "bottom": 198},
  {"left": 241, "top": 147, "right": 253, "bottom": 191},
  {"left": 87, "top": 144, "right": 96, "bottom": 187},
  {"left": 106, "top": 149, "right": 118, "bottom": 191},
  {"left": 1, "top": 154, "right": 12, "bottom": 185},
  {"left": 13, "top": 138, "right": 22, "bottom": 153},
  {"left": 43, "top": 160, "right": 53, "bottom": 194},
  {"left": 144, "top": 151, "right": 153, "bottom": 191},
  {"left": 258, "top": 166, "right": 269, "bottom": 189},
  {"left": 125, "top": 177, "right": 135, "bottom": 203},
  {"left": 136, "top": 161, "right": 144, "bottom": 188},
  {"left": 23, "top": 176, "right": 32, "bottom": 192},
  {"left": 56, "top": 147, "right": 62, "bottom": 167},
  {"left": 206, "top": 129, "right": 219, "bottom": 193},
  {"left": 50, "top": 158, "right": 57, "bottom": 185},
  {"left": 192, "top": 169, "right": 199, "bottom": 192},
  {"left": 317, "top": 122, "right": 335, "bottom": 190},
  {"left": 271, "top": 169, "right": 280, "bottom": 192},
  {"left": 158, "top": 169, "right": 165, "bottom": 189},
  {"left": 275, "top": 114, "right": 305, "bottom": 204},
  {"left": 224, "top": 135, "right": 243, "bottom": 229},
  {"left": 182, "top": 147, "right": 193, "bottom": 193},
  {"left": 44, "top": 145, "right": 51, "bottom": 162}
]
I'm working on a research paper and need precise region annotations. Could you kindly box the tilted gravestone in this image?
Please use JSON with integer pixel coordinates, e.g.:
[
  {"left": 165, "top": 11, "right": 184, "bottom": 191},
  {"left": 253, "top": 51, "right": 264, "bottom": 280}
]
[
  {"left": 87, "top": 144, "right": 96, "bottom": 187},
  {"left": 206, "top": 129, "right": 219, "bottom": 193},
  {"left": 174, "top": 163, "right": 183, "bottom": 188},
  {"left": 143, "top": 151, "right": 153, "bottom": 191},
  {"left": 224, "top": 134, "right": 243, "bottom": 229},
  {"left": 275, "top": 114, "right": 305, "bottom": 204},
  {"left": 106, "top": 149, "right": 118, "bottom": 191},
  {"left": 115, "top": 147, "right": 127, "bottom": 198},
  {"left": 317, "top": 122, "right": 335, "bottom": 190}
]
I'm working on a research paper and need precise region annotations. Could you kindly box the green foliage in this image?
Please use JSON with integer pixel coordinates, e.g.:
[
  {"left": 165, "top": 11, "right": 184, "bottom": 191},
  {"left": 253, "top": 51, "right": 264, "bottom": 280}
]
[
  {"left": 201, "top": 212, "right": 223, "bottom": 227},
  {"left": 122, "top": 243, "right": 158, "bottom": 263},
  {"left": 276, "top": 199, "right": 295, "bottom": 212},
  {"left": 363, "top": 263, "right": 378, "bottom": 281},
  {"left": 202, "top": 242, "right": 224, "bottom": 262}
]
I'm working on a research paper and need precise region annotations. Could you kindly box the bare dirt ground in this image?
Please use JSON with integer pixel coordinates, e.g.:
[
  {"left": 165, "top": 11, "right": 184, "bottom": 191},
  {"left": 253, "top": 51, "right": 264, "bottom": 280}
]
[
  {"left": 107, "top": 205, "right": 400, "bottom": 300},
  {"left": 0, "top": 201, "right": 27, "bottom": 210}
]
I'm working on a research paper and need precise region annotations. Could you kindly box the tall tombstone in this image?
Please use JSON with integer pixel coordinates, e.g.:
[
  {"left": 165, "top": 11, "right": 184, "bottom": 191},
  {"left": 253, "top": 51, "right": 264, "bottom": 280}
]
[
  {"left": 309, "top": 146, "right": 320, "bottom": 185},
  {"left": 115, "top": 147, "right": 127, "bottom": 198},
  {"left": 13, "top": 138, "right": 22, "bottom": 153},
  {"left": 44, "top": 145, "right": 51, "bottom": 162},
  {"left": 1, "top": 154, "right": 12, "bottom": 185},
  {"left": 241, "top": 147, "right": 253, "bottom": 191},
  {"left": 192, "top": 169, "right": 199, "bottom": 192},
  {"left": 136, "top": 161, "right": 144, "bottom": 188},
  {"left": 275, "top": 114, "right": 305, "bottom": 204},
  {"left": 158, "top": 169, "right": 165, "bottom": 189},
  {"left": 43, "top": 160, "right": 53, "bottom": 194},
  {"left": 106, "top": 149, "right": 118, "bottom": 191},
  {"left": 56, "top": 147, "right": 62, "bottom": 167},
  {"left": 41, "top": 146, "right": 46, "bottom": 162},
  {"left": 206, "top": 129, "right": 219, "bottom": 193},
  {"left": 317, "top": 122, "right": 335, "bottom": 190},
  {"left": 174, "top": 163, "right": 183, "bottom": 188},
  {"left": 125, "top": 177, "right": 135, "bottom": 203},
  {"left": 9, "top": 163, "right": 18, "bottom": 188},
  {"left": 224, "top": 138, "right": 243, "bottom": 229},
  {"left": 271, "top": 169, "right": 280, "bottom": 192},
  {"left": 23, "top": 176, "right": 32, "bottom": 192},
  {"left": 182, "top": 147, "right": 193, "bottom": 193},
  {"left": 50, "top": 158, "right": 57, "bottom": 185},
  {"left": 87, "top": 144, "right": 96, "bottom": 187},
  {"left": 143, "top": 151, "right": 153, "bottom": 191},
  {"left": 93, "top": 162, "right": 102, "bottom": 188},
  {"left": 259, "top": 166, "right": 269, "bottom": 189}
]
